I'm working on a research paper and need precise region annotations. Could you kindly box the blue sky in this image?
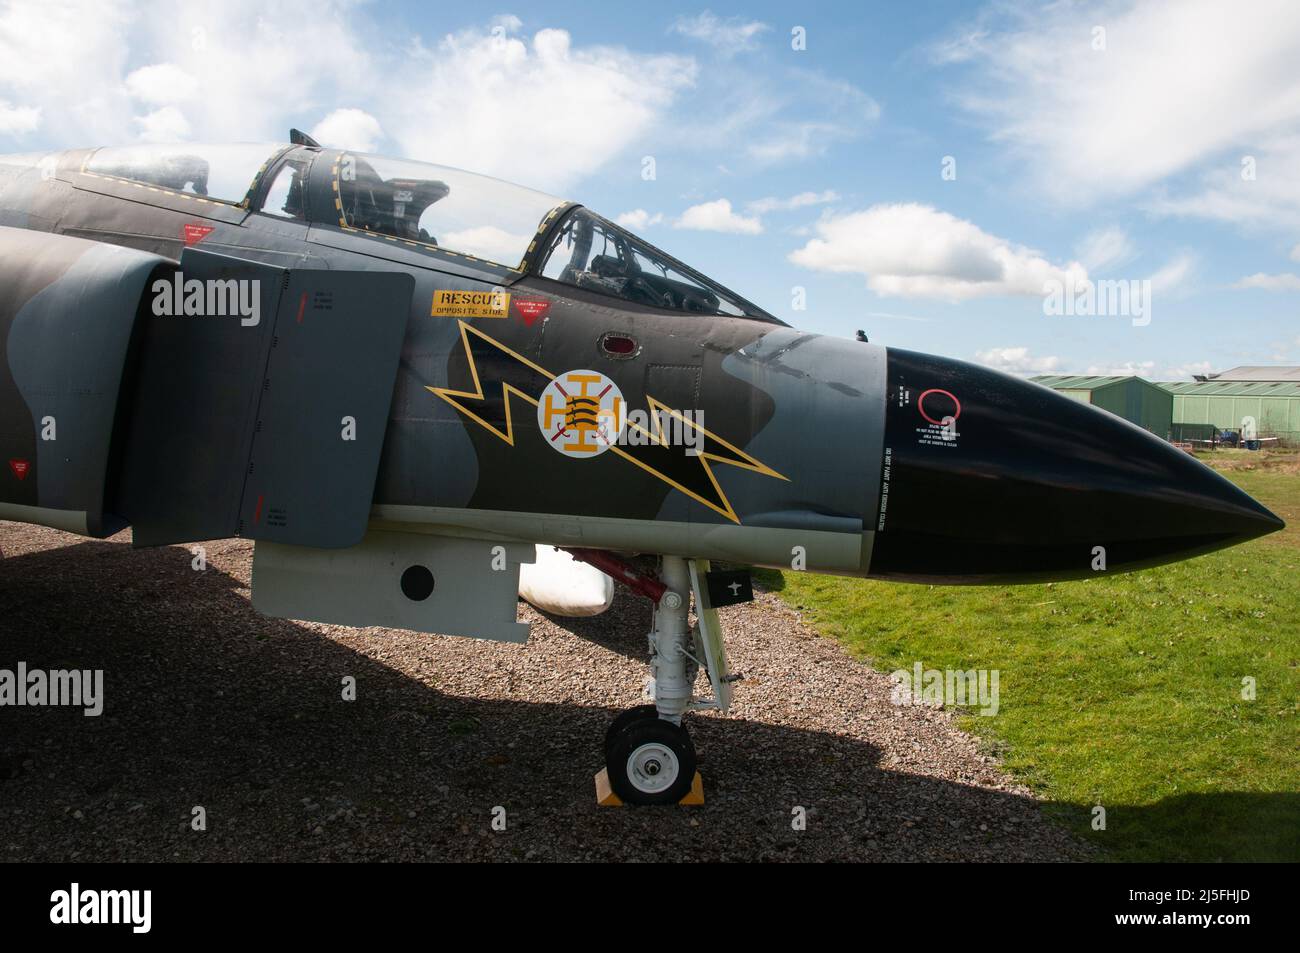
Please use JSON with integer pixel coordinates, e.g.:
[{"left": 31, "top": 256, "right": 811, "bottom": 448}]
[{"left": 2, "top": 0, "right": 1298, "bottom": 378}]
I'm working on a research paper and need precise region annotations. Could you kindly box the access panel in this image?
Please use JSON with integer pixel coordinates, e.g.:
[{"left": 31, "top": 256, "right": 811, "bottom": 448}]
[
  {"left": 115, "top": 248, "right": 412, "bottom": 548},
  {"left": 237, "top": 268, "right": 414, "bottom": 548}
]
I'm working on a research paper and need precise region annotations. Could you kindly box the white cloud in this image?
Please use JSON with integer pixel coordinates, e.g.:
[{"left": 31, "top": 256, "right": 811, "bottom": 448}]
[
  {"left": 135, "top": 2, "right": 374, "bottom": 149},
  {"left": 1291, "top": 244, "right": 1300, "bottom": 262},
  {"left": 675, "top": 198, "right": 762, "bottom": 235},
  {"left": 388, "top": 24, "right": 695, "bottom": 193},
  {"left": 670, "top": 11, "right": 769, "bottom": 54},
  {"left": 0, "top": 5, "right": 692, "bottom": 196},
  {"left": 943, "top": 0, "right": 1300, "bottom": 208},
  {"left": 928, "top": 28, "right": 991, "bottom": 66},
  {"left": 1149, "top": 254, "right": 1195, "bottom": 294},
  {"left": 667, "top": 68, "right": 877, "bottom": 169},
  {"left": 133, "top": 106, "right": 190, "bottom": 142},
  {"left": 310, "top": 108, "right": 383, "bottom": 152},
  {"left": 984, "top": 354, "right": 1212, "bottom": 381},
  {"left": 0, "top": 0, "right": 134, "bottom": 146},
  {"left": 745, "top": 125, "right": 830, "bottom": 163},
  {"left": 1234, "top": 272, "right": 1300, "bottom": 291},
  {"left": 1148, "top": 136, "right": 1300, "bottom": 229},
  {"left": 1085, "top": 360, "right": 1159, "bottom": 378},
  {"left": 1265, "top": 334, "right": 1300, "bottom": 360},
  {"left": 747, "top": 190, "right": 838, "bottom": 214},
  {"left": 615, "top": 209, "right": 663, "bottom": 230},
  {"left": 124, "top": 63, "right": 198, "bottom": 105},
  {"left": 439, "top": 225, "right": 534, "bottom": 264},
  {"left": 490, "top": 14, "right": 523, "bottom": 33},
  {"left": 1165, "top": 361, "right": 1214, "bottom": 380},
  {"left": 0, "top": 0, "right": 376, "bottom": 149},
  {"left": 742, "top": 75, "right": 879, "bottom": 164},
  {"left": 789, "top": 203, "right": 1087, "bottom": 301},
  {"left": 1080, "top": 359, "right": 1212, "bottom": 380},
  {"left": 974, "top": 347, "right": 1062, "bottom": 376},
  {"left": 1076, "top": 226, "right": 1134, "bottom": 271},
  {"left": 0, "top": 99, "right": 40, "bottom": 135}
]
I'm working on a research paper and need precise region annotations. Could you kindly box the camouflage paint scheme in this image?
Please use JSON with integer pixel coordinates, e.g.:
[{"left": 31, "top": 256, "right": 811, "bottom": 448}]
[{"left": 0, "top": 142, "right": 1282, "bottom": 586}]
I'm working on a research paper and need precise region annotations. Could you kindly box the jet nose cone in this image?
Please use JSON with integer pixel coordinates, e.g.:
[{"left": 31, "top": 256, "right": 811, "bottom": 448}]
[
  {"left": 1149, "top": 450, "right": 1284, "bottom": 543},
  {"left": 867, "top": 349, "right": 1286, "bottom": 583},
  {"left": 1199, "top": 476, "right": 1285, "bottom": 538}
]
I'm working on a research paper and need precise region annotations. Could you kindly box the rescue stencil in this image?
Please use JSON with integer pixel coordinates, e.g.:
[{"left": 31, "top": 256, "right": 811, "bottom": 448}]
[{"left": 431, "top": 289, "right": 510, "bottom": 318}]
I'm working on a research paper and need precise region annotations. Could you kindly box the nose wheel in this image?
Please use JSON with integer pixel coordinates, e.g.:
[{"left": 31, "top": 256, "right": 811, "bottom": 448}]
[{"left": 604, "top": 715, "right": 697, "bottom": 806}]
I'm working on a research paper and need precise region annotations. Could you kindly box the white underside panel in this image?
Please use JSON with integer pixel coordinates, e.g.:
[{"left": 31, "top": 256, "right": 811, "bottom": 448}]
[{"left": 252, "top": 530, "right": 535, "bottom": 641}]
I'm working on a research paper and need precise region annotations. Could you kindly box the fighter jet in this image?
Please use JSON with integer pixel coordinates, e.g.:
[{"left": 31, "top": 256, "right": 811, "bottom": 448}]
[{"left": 0, "top": 133, "right": 1284, "bottom": 804}]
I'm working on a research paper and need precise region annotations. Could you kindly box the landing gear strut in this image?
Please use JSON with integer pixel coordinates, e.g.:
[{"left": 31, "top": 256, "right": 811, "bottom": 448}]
[{"left": 603, "top": 555, "right": 733, "bottom": 806}]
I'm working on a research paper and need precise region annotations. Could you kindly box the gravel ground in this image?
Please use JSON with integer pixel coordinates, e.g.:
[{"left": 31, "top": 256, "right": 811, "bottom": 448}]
[{"left": 0, "top": 522, "right": 1090, "bottom": 861}]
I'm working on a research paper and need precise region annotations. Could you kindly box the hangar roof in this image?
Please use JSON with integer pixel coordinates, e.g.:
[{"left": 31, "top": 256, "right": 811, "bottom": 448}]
[
  {"left": 1031, "top": 374, "right": 1148, "bottom": 390},
  {"left": 1205, "top": 365, "right": 1300, "bottom": 382},
  {"left": 1158, "top": 381, "right": 1300, "bottom": 397}
]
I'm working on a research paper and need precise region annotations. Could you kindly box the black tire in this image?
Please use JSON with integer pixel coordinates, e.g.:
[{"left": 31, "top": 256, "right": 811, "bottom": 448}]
[
  {"left": 606, "top": 718, "right": 696, "bottom": 806},
  {"left": 603, "top": 705, "right": 659, "bottom": 762}
]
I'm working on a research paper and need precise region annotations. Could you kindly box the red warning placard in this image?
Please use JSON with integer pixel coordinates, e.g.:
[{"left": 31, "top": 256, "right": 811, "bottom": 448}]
[
  {"left": 513, "top": 297, "right": 551, "bottom": 326},
  {"left": 181, "top": 223, "right": 214, "bottom": 246},
  {"left": 8, "top": 459, "right": 30, "bottom": 480}
]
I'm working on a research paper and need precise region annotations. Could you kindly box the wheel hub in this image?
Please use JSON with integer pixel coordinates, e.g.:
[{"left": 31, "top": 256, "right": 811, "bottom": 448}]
[{"left": 626, "top": 742, "right": 680, "bottom": 794}]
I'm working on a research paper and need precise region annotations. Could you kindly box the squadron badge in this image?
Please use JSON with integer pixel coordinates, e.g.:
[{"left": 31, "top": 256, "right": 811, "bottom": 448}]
[{"left": 537, "top": 370, "right": 624, "bottom": 457}]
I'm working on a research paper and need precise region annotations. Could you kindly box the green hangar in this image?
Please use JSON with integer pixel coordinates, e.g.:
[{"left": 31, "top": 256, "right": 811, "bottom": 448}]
[
  {"left": 1159, "top": 380, "right": 1300, "bottom": 446},
  {"left": 1030, "top": 375, "right": 1174, "bottom": 438}
]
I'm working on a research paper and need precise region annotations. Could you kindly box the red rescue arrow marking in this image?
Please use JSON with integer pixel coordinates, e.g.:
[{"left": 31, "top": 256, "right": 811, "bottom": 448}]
[{"left": 8, "top": 459, "right": 30, "bottom": 480}]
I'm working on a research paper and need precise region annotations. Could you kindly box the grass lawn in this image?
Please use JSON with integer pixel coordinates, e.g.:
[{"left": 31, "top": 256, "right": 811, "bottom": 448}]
[{"left": 761, "top": 449, "right": 1299, "bottom": 862}]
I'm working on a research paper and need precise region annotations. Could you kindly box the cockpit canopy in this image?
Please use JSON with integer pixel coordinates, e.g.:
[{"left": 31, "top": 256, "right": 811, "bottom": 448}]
[
  {"left": 77, "top": 142, "right": 774, "bottom": 321},
  {"left": 85, "top": 142, "right": 283, "bottom": 205},
  {"left": 332, "top": 152, "right": 771, "bottom": 319},
  {"left": 334, "top": 152, "right": 562, "bottom": 268}
]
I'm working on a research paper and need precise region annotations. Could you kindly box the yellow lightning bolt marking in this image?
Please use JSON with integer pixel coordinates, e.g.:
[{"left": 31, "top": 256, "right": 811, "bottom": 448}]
[
  {"left": 427, "top": 319, "right": 786, "bottom": 523},
  {"left": 610, "top": 396, "right": 788, "bottom": 523},
  {"left": 426, "top": 320, "right": 553, "bottom": 445}
]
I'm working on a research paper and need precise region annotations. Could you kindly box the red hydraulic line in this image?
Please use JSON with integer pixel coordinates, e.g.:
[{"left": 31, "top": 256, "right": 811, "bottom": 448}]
[{"left": 563, "top": 547, "right": 668, "bottom": 604}]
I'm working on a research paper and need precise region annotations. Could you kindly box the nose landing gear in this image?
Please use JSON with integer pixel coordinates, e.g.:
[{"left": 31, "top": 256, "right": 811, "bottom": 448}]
[{"left": 600, "top": 555, "right": 734, "bottom": 806}]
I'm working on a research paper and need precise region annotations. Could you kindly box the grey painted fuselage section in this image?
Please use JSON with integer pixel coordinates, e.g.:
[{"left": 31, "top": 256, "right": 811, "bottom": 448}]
[{"left": 0, "top": 144, "right": 882, "bottom": 576}]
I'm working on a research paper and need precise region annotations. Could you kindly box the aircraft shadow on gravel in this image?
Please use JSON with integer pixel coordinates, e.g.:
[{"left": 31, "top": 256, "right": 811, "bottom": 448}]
[{"left": 3, "top": 538, "right": 1287, "bottom": 862}]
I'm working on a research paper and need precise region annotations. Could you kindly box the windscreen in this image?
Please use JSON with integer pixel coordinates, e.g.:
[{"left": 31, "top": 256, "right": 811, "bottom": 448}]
[{"left": 538, "top": 208, "right": 760, "bottom": 318}]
